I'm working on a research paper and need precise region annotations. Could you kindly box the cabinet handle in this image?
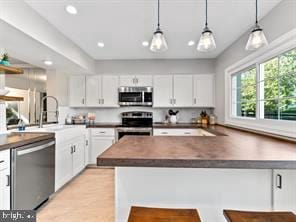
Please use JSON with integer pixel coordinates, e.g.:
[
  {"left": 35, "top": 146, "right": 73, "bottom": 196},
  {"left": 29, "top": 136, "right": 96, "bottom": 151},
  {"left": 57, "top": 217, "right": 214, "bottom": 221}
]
[
  {"left": 161, "top": 132, "right": 168, "bottom": 134},
  {"left": 136, "top": 78, "right": 138, "bottom": 84},
  {"left": 6, "top": 175, "right": 10, "bottom": 186},
  {"left": 132, "top": 78, "right": 135, "bottom": 84},
  {"left": 170, "top": 99, "right": 173, "bottom": 104},
  {"left": 276, "top": 174, "right": 282, "bottom": 189},
  {"left": 70, "top": 146, "right": 73, "bottom": 154},
  {"left": 82, "top": 98, "right": 85, "bottom": 105},
  {"left": 184, "top": 132, "right": 191, "bottom": 135},
  {"left": 74, "top": 145, "right": 76, "bottom": 153},
  {"left": 86, "top": 140, "right": 88, "bottom": 146},
  {"left": 102, "top": 99, "right": 104, "bottom": 104},
  {"left": 174, "top": 99, "right": 176, "bottom": 105},
  {"left": 194, "top": 98, "right": 197, "bottom": 104},
  {"left": 98, "top": 99, "right": 101, "bottom": 104},
  {"left": 99, "top": 131, "right": 106, "bottom": 134}
]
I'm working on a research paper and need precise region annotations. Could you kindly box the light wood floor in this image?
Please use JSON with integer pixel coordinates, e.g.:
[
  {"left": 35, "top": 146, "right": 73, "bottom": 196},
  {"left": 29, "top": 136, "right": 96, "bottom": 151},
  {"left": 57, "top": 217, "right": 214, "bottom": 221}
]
[{"left": 37, "top": 168, "right": 115, "bottom": 222}]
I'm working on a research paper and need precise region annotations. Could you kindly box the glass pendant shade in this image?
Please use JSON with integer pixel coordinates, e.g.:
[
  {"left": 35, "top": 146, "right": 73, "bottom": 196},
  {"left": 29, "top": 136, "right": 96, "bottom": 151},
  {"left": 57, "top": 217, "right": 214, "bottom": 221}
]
[
  {"left": 245, "top": 25, "right": 268, "bottom": 51},
  {"left": 197, "top": 28, "right": 216, "bottom": 52},
  {"left": 150, "top": 29, "right": 168, "bottom": 52}
]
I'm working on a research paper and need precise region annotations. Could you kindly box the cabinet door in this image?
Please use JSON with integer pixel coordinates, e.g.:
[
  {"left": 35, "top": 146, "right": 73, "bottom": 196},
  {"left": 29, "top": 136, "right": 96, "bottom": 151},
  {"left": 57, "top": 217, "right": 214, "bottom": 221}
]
[
  {"left": 101, "top": 75, "right": 119, "bottom": 107},
  {"left": 135, "top": 75, "right": 152, "bottom": 86},
  {"left": 86, "top": 75, "right": 101, "bottom": 107},
  {"left": 0, "top": 168, "right": 10, "bottom": 210},
  {"left": 153, "top": 75, "right": 173, "bottom": 107},
  {"left": 55, "top": 142, "right": 73, "bottom": 191},
  {"left": 174, "top": 75, "right": 193, "bottom": 107},
  {"left": 193, "top": 74, "right": 215, "bottom": 107},
  {"left": 72, "top": 137, "right": 85, "bottom": 176},
  {"left": 119, "top": 75, "right": 136, "bottom": 86},
  {"left": 90, "top": 137, "right": 114, "bottom": 164},
  {"left": 273, "top": 170, "right": 296, "bottom": 212},
  {"left": 69, "top": 75, "right": 86, "bottom": 107}
]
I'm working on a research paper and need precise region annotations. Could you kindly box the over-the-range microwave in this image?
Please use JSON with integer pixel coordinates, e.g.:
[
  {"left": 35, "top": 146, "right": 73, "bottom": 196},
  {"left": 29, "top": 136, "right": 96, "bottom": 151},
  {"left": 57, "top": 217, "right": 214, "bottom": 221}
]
[{"left": 118, "top": 86, "right": 153, "bottom": 106}]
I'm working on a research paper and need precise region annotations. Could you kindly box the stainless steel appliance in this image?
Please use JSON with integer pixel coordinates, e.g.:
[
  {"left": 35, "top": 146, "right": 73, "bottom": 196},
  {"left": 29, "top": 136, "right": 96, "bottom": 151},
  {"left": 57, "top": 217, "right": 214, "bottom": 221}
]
[
  {"left": 116, "top": 111, "right": 153, "bottom": 141},
  {"left": 118, "top": 87, "right": 153, "bottom": 106},
  {"left": 12, "top": 139, "right": 55, "bottom": 210}
]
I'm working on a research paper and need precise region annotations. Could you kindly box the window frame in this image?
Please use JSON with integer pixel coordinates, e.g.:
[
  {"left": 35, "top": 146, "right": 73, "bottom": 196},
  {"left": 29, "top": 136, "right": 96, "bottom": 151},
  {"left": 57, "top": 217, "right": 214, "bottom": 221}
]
[{"left": 225, "top": 30, "right": 296, "bottom": 138}]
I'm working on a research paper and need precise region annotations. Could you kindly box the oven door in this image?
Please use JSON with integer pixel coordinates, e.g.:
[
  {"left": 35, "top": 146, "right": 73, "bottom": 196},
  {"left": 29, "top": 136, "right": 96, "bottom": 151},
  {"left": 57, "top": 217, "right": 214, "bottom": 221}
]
[{"left": 116, "top": 128, "right": 152, "bottom": 141}]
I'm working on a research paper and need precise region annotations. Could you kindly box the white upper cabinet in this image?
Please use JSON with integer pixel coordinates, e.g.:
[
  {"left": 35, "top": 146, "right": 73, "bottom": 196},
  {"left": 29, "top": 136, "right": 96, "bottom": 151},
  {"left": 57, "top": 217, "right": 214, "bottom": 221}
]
[
  {"left": 135, "top": 75, "right": 153, "bottom": 86},
  {"left": 120, "top": 75, "right": 152, "bottom": 87},
  {"left": 153, "top": 75, "right": 174, "bottom": 107},
  {"left": 173, "top": 75, "right": 193, "bottom": 107},
  {"left": 86, "top": 75, "right": 101, "bottom": 107},
  {"left": 69, "top": 75, "right": 86, "bottom": 107},
  {"left": 101, "top": 75, "right": 119, "bottom": 107},
  {"left": 119, "top": 75, "right": 135, "bottom": 86},
  {"left": 74, "top": 75, "right": 119, "bottom": 108},
  {"left": 193, "top": 74, "right": 215, "bottom": 107}
]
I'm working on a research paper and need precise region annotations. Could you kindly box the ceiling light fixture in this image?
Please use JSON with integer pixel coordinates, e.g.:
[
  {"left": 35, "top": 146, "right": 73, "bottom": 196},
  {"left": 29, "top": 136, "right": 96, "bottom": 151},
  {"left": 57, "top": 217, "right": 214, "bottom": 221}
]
[
  {"left": 65, "top": 5, "right": 77, "bottom": 15},
  {"left": 197, "top": 0, "right": 216, "bottom": 52},
  {"left": 97, "top": 42, "right": 105, "bottom": 48},
  {"left": 43, "top": 60, "right": 53, "bottom": 66},
  {"left": 188, "top": 41, "right": 195, "bottom": 46},
  {"left": 142, "top": 41, "right": 149, "bottom": 47},
  {"left": 245, "top": 0, "right": 268, "bottom": 51},
  {"left": 150, "top": 0, "right": 168, "bottom": 53}
]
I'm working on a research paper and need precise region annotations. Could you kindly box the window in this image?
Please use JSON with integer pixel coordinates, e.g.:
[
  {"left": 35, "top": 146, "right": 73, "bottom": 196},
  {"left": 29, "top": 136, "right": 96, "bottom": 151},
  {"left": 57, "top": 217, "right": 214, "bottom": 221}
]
[
  {"left": 231, "top": 47, "right": 296, "bottom": 121},
  {"left": 231, "top": 67, "right": 256, "bottom": 118},
  {"left": 259, "top": 48, "right": 296, "bottom": 121}
]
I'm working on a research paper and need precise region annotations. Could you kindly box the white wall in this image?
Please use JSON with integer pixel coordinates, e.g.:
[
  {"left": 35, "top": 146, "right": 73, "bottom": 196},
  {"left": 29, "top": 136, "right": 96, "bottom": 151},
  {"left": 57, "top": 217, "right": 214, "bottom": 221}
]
[
  {"left": 95, "top": 59, "right": 215, "bottom": 74},
  {"left": 214, "top": 0, "right": 296, "bottom": 124}
]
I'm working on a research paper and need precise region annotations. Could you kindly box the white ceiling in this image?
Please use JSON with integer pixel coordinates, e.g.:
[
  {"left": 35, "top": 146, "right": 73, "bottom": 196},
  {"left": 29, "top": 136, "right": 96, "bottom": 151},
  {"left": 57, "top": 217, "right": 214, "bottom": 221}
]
[{"left": 25, "top": 0, "right": 281, "bottom": 60}]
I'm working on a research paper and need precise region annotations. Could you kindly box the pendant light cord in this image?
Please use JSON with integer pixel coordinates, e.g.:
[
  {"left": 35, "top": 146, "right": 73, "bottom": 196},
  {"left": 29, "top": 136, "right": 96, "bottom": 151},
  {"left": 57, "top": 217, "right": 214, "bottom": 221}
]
[
  {"left": 157, "top": 0, "right": 160, "bottom": 28},
  {"left": 255, "top": 0, "right": 258, "bottom": 24},
  {"left": 205, "top": 0, "right": 208, "bottom": 27}
]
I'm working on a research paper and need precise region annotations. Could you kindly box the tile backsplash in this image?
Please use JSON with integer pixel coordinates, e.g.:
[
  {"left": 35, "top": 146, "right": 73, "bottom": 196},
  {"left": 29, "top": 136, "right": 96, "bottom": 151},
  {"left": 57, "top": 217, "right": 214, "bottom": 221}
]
[{"left": 58, "top": 106, "right": 214, "bottom": 124}]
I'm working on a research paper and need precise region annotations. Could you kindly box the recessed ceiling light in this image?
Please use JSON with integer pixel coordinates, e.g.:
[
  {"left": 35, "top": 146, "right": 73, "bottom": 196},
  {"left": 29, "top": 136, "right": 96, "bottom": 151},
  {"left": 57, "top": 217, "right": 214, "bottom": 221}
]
[
  {"left": 65, "top": 5, "right": 77, "bottom": 15},
  {"left": 97, "top": 42, "right": 105, "bottom": 48},
  {"left": 142, "top": 41, "right": 149, "bottom": 47},
  {"left": 43, "top": 60, "right": 53, "bottom": 66},
  {"left": 188, "top": 40, "right": 195, "bottom": 46}
]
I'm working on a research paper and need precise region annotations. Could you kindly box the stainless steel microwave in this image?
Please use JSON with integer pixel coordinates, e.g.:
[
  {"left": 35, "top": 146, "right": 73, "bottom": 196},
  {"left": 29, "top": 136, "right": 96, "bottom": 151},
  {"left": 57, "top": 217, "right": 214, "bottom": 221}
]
[{"left": 118, "top": 87, "right": 153, "bottom": 106}]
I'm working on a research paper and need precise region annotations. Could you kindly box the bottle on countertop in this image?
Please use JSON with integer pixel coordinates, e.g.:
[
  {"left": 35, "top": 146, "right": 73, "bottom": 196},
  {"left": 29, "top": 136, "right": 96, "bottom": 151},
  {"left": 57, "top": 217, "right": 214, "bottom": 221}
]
[
  {"left": 65, "top": 115, "right": 72, "bottom": 124},
  {"left": 17, "top": 119, "right": 25, "bottom": 131}
]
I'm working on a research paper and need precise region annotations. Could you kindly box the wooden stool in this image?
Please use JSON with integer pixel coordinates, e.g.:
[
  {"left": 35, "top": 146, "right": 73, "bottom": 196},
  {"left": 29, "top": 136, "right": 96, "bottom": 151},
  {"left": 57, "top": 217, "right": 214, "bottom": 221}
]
[
  {"left": 224, "top": 210, "right": 296, "bottom": 222},
  {"left": 128, "top": 206, "right": 201, "bottom": 222}
]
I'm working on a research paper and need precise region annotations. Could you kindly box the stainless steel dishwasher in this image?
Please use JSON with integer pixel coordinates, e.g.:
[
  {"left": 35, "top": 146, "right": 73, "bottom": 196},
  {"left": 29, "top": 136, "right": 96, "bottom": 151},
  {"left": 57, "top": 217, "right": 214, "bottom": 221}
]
[{"left": 11, "top": 138, "right": 55, "bottom": 210}]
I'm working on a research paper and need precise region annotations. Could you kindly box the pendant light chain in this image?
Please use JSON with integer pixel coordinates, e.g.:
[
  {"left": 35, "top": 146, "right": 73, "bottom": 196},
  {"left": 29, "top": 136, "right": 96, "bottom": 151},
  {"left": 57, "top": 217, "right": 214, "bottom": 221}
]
[
  {"left": 157, "top": 0, "right": 160, "bottom": 28},
  {"left": 205, "top": 0, "right": 208, "bottom": 27},
  {"left": 255, "top": 0, "right": 258, "bottom": 24}
]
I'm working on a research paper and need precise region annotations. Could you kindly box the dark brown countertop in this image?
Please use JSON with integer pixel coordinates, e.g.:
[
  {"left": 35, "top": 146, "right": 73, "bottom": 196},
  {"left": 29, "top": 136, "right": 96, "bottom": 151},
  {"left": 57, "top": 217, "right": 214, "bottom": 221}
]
[
  {"left": 0, "top": 132, "right": 55, "bottom": 151},
  {"left": 97, "top": 125, "right": 296, "bottom": 169}
]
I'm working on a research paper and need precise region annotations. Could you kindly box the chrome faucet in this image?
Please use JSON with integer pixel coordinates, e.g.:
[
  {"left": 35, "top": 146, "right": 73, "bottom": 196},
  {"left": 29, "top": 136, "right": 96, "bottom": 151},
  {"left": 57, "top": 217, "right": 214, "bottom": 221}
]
[{"left": 39, "top": 96, "right": 59, "bottom": 128}]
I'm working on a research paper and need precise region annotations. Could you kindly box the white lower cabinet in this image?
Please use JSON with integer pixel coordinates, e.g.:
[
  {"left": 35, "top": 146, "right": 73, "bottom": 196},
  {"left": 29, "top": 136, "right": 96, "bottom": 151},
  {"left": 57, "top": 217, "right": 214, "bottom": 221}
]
[
  {"left": 273, "top": 169, "right": 296, "bottom": 212},
  {"left": 0, "top": 150, "right": 10, "bottom": 210},
  {"left": 89, "top": 128, "right": 115, "bottom": 164},
  {"left": 55, "top": 136, "right": 85, "bottom": 191},
  {"left": 153, "top": 128, "right": 213, "bottom": 136}
]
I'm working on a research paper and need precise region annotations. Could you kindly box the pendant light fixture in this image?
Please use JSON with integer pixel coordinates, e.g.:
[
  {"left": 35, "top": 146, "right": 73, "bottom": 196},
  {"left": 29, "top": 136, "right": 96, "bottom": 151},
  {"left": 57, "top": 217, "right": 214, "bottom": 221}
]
[
  {"left": 197, "top": 0, "right": 216, "bottom": 52},
  {"left": 245, "top": 0, "right": 268, "bottom": 51},
  {"left": 150, "top": 0, "right": 168, "bottom": 52}
]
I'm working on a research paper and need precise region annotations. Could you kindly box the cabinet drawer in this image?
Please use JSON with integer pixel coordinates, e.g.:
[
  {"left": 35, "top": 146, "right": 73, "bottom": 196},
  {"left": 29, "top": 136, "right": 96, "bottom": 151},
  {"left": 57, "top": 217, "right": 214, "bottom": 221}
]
[
  {"left": 91, "top": 128, "right": 115, "bottom": 137},
  {"left": 153, "top": 128, "right": 206, "bottom": 136},
  {"left": 0, "top": 149, "right": 10, "bottom": 170}
]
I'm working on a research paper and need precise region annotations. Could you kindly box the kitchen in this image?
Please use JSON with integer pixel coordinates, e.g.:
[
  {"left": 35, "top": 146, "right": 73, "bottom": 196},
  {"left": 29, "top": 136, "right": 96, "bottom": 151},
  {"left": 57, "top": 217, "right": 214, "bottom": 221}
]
[{"left": 0, "top": 0, "right": 295, "bottom": 222}]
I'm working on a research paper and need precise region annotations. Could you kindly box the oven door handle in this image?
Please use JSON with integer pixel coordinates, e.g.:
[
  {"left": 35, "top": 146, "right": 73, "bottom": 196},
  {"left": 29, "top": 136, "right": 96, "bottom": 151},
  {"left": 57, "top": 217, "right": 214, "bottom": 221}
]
[{"left": 17, "top": 141, "right": 55, "bottom": 156}]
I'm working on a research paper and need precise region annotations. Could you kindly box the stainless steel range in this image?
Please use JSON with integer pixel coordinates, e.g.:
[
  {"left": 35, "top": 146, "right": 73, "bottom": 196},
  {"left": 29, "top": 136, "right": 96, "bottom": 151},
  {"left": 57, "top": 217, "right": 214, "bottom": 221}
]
[{"left": 116, "top": 111, "right": 153, "bottom": 141}]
